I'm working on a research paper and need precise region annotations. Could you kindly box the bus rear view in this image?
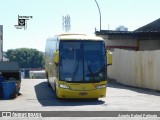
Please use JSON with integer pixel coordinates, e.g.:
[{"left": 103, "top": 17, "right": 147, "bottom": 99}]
[{"left": 45, "top": 34, "right": 107, "bottom": 99}]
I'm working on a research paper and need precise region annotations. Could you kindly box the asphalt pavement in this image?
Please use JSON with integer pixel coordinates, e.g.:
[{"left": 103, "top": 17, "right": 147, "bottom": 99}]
[{"left": 0, "top": 79, "right": 160, "bottom": 120}]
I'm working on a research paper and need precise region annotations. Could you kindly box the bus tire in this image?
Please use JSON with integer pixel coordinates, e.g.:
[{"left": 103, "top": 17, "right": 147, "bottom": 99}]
[
  {"left": 55, "top": 84, "right": 61, "bottom": 100},
  {"left": 55, "top": 84, "right": 58, "bottom": 98},
  {"left": 55, "top": 90, "right": 59, "bottom": 99},
  {"left": 46, "top": 73, "right": 51, "bottom": 87},
  {"left": 48, "top": 83, "right": 51, "bottom": 87},
  {"left": 56, "top": 94, "right": 62, "bottom": 100},
  {"left": 47, "top": 79, "right": 51, "bottom": 87},
  {"left": 48, "top": 82, "right": 51, "bottom": 87}
]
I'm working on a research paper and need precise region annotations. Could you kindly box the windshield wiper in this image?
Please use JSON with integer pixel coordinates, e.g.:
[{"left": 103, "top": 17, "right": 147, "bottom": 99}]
[
  {"left": 72, "top": 61, "right": 79, "bottom": 81},
  {"left": 88, "top": 65, "right": 96, "bottom": 81}
]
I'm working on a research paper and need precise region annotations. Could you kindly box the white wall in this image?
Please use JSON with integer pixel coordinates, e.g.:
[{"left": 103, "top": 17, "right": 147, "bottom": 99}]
[{"left": 108, "top": 49, "right": 160, "bottom": 91}]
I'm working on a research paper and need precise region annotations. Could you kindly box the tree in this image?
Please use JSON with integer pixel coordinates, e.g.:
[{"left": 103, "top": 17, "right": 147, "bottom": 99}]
[{"left": 6, "top": 48, "right": 44, "bottom": 68}]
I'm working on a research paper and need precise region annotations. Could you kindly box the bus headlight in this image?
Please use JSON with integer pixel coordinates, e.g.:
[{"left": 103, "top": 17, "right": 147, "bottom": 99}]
[
  {"left": 59, "top": 84, "right": 70, "bottom": 89},
  {"left": 96, "top": 85, "right": 106, "bottom": 89}
]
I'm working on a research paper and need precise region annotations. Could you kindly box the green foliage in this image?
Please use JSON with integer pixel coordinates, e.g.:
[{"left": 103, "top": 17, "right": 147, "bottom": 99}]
[{"left": 6, "top": 48, "right": 44, "bottom": 68}]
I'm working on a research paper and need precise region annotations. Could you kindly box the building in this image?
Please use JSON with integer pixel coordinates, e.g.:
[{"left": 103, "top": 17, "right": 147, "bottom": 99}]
[
  {"left": 95, "top": 18, "right": 160, "bottom": 91},
  {"left": 95, "top": 18, "right": 160, "bottom": 51},
  {"left": 0, "top": 25, "right": 3, "bottom": 61},
  {"left": 115, "top": 25, "right": 128, "bottom": 31}
]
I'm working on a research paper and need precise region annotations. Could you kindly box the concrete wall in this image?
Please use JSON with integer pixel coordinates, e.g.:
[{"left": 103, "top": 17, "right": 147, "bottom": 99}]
[
  {"left": 140, "top": 40, "right": 160, "bottom": 50},
  {"left": 105, "top": 39, "right": 137, "bottom": 47},
  {"left": 108, "top": 49, "right": 160, "bottom": 91},
  {"left": 99, "top": 35, "right": 137, "bottom": 48},
  {"left": 99, "top": 35, "right": 160, "bottom": 51}
]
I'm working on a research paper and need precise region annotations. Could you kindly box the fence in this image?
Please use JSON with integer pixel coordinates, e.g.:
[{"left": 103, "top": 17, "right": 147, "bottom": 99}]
[{"left": 108, "top": 49, "right": 160, "bottom": 91}]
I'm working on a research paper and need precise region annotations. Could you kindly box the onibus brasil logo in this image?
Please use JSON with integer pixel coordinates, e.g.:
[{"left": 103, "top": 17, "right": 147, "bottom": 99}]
[{"left": 14, "top": 15, "right": 33, "bottom": 30}]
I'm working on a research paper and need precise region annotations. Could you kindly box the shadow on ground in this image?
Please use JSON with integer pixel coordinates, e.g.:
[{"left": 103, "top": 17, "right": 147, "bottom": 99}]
[
  {"left": 34, "top": 82, "right": 105, "bottom": 106},
  {"left": 108, "top": 82, "right": 160, "bottom": 96}
]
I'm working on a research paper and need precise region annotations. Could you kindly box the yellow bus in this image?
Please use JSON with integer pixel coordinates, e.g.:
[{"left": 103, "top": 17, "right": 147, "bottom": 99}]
[{"left": 45, "top": 34, "right": 107, "bottom": 99}]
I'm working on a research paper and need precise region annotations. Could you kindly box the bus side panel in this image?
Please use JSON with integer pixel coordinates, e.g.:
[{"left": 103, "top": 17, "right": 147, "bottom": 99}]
[{"left": 45, "top": 37, "right": 58, "bottom": 91}]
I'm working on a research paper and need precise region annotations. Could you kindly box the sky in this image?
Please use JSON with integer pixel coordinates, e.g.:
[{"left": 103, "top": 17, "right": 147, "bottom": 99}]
[{"left": 0, "top": 0, "right": 160, "bottom": 52}]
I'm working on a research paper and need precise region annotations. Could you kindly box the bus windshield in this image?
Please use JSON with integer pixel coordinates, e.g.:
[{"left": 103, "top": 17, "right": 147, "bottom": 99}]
[{"left": 59, "top": 40, "right": 106, "bottom": 83}]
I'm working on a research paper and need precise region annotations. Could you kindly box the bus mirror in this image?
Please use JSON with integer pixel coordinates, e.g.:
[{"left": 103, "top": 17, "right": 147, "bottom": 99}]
[
  {"left": 54, "top": 51, "right": 59, "bottom": 64},
  {"left": 107, "top": 50, "right": 112, "bottom": 66}
]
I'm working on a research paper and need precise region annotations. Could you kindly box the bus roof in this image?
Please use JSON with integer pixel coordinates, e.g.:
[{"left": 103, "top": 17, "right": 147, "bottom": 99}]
[{"left": 56, "top": 33, "right": 104, "bottom": 41}]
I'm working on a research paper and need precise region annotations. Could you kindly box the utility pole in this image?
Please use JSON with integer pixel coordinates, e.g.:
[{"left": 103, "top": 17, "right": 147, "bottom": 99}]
[{"left": 95, "top": 0, "right": 101, "bottom": 31}]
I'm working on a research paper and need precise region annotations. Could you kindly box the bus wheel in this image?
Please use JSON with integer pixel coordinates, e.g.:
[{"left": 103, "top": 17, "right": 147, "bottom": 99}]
[
  {"left": 55, "top": 86, "right": 61, "bottom": 100},
  {"left": 46, "top": 73, "right": 51, "bottom": 87},
  {"left": 55, "top": 90, "right": 59, "bottom": 99},
  {"left": 48, "top": 82, "right": 51, "bottom": 87},
  {"left": 47, "top": 79, "right": 51, "bottom": 87},
  {"left": 56, "top": 94, "right": 62, "bottom": 100}
]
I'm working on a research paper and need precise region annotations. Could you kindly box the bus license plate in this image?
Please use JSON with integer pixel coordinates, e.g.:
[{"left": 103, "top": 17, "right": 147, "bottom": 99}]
[{"left": 79, "top": 92, "right": 88, "bottom": 96}]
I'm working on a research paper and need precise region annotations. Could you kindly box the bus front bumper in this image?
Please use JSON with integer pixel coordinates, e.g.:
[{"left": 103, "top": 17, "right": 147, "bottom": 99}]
[{"left": 56, "top": 87, "right": 107, "bottom": 99}]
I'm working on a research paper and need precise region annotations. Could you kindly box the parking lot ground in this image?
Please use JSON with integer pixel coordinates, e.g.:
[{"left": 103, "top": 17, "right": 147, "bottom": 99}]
[{"left": 0, "top": 79, "right": 160, "bottom": 119}]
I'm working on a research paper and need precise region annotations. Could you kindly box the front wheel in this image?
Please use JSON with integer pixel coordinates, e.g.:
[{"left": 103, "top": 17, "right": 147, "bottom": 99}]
[
  {"left": 47, "top": 79, "right": 51, "bottom": 87},
  {"left": 46, "top": 72, "right": 51, "bottom": 87},
  {"left": 55, "top": 84, "right": 62, "bottom": 100}
]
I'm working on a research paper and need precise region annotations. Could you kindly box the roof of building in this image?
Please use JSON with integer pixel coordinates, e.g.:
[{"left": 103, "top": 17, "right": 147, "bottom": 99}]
[
  {"left": 135, "top": 18, "right": 160, "bottom": 32},
  {"left": 95, "top": 30, "right": 133, "bottom": 35},
  {"left": 95, "top": 18, "right": 160, "bottom": 40},
  {"left": 0, "top": 62, "right": 19, "bottom": 71}
]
